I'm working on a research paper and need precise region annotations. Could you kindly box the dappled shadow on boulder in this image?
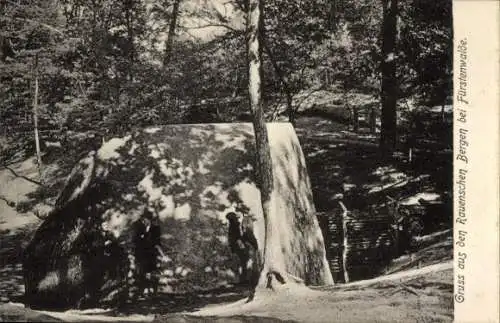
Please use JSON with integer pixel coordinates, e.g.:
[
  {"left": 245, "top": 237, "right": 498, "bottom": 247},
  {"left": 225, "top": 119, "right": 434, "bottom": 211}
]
[
  {"left": 270, "top": 130, "right": 330, "bottom": 285},
  {"left": 22, "top": 124, "right": 253, "bottom": 310},
  {"left": 23, "top": 123, "right": 330, "bottom": 310}
]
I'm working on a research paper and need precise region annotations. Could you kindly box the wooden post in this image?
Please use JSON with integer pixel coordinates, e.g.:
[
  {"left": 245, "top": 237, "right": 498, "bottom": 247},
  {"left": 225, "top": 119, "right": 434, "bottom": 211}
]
[
  {"left": 370, "top": 107, "right": 377, "bottom": 134},
  {"left": 339, "top": 200, "right": 350, "bottom": 283},
  {"left": 32, "top": 55, "right": 43, "bottom": 182},
  {"left": 352, "top": 106, "right": 359, "bottom": 132},
  {"left": 387, "top": 196, "right": 400, "bottom": 258}
]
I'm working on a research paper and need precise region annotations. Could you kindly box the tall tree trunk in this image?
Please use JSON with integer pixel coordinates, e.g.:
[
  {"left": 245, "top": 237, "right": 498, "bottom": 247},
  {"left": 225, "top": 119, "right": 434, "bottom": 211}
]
[
  {"left": 247, "top": 0, "right": 286, "bottom": 295},
  {"left": 164, "top": 0, "right": 181, "bottom": 66},
  {"left": 285, "top": 93, "right": 294, "bottom": 125},
  {"left": 328, "top": 0, "right": 337, "bottom": 31},
  {"left": 380, "top": 0, "right": 398, "bottom": 156},
  {"left": 32, "top": 55, "right": 43, "bottom": 181}
]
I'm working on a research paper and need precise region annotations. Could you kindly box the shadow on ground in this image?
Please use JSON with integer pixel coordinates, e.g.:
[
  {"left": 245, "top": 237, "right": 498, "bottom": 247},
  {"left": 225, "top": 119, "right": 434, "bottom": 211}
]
[
  {"left": 294, "top": 116, "right": 452, "bottom": 212},
  {"left": 154, "top": 314, "right": 297, "bottom": 323},
  {"left": 117, "top": 286, "right": 250, "bottom": 316},
  {"left": 295, "top": 117, "right": 381, "bottom": 211}
]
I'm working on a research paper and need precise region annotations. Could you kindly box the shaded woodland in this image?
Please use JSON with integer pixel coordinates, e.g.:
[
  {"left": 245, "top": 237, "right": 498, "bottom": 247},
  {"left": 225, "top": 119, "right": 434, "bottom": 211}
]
[
  {"left": 0, "top": 0, "right": 452, "bottom": 216},
  {"left": 1, "top": 0, "right": 451, "bottom": 152},
  {"left": 0, "top": 0, "right": 453, "bottom": 320}
]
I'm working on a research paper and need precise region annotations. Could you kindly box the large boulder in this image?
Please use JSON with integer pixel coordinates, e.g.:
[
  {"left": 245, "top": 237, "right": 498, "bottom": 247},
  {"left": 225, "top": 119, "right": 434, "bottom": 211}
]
[{"left": 23, "top": 123, "right": 333, "bottom": 309}]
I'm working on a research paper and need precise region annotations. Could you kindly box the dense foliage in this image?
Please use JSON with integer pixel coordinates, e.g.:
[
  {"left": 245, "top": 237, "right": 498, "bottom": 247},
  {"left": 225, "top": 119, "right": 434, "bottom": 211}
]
[{"left": 1, "top": 0, "right": 452, "bottom": 157}]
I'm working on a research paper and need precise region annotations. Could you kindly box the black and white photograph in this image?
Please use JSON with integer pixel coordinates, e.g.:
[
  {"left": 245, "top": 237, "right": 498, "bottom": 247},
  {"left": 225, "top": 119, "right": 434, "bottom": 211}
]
[{"left": 0, "top": 0, "right": 491, "bottom": 322}]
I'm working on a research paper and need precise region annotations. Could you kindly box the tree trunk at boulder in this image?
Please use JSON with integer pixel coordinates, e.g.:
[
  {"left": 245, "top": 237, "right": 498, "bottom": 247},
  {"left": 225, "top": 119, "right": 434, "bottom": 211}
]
[{"left": 247, "top": 0, "right": 295, "bottom": 293}]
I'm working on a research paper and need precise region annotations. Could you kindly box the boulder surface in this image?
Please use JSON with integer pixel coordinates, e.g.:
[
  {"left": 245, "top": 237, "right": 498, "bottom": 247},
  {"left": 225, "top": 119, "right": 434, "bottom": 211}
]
[{"left": 23, "top": 123, "right": 332, "bottom": 309}]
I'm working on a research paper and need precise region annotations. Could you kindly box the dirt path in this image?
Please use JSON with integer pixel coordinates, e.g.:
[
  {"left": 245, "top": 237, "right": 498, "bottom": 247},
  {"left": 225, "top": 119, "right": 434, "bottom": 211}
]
[{"left": 188, "top": 262, "right": 452, "bottom": 323}]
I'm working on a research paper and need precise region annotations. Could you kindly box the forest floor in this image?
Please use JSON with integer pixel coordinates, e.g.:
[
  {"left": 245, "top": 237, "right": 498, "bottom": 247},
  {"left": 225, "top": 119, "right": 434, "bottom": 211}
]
[{"left": 0, "top": 115, "right": 453, "bottom": 322}]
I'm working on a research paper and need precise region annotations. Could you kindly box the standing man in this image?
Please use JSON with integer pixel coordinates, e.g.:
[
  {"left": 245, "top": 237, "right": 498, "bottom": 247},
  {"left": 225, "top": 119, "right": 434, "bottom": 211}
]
[
  {"left": 133, "top": 208, "right": 161, "bottom": 298},
  {"left": 226, "top": 212, "right": 259, "bottom": 286}
]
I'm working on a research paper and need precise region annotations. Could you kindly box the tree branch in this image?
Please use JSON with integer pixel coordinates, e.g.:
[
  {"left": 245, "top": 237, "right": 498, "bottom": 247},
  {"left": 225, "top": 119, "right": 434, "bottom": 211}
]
[
  {"left": 184, "top": 23, "right": 241, "bottom": 33},
  {"left": 260, "top": 30, "right": 295, "bottom": 123},
  {"left": 11, "top": 17, "right": 64, "bottom": 35}
]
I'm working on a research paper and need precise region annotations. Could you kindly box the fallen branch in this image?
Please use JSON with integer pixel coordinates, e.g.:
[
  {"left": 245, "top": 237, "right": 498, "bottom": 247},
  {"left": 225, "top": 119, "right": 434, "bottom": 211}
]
[
  {"left": 1, "top": 165, "right": 44, "bottom": 186},
  {"left": 309, "top": 137, "right": 379, "bottom": 148},
  {"left": 0, "top": 194, "right": 16, "bottom": 207},
  {"left": 414, "top": 229, "right": 452, "bottom": 244},
  {"left": 400, "top": 283, "right": 420, "bottom": 296},
  {"left": 323, "top": 261, "right": 453, "bottom": 291},
  {"left": 285, "top": 272, "right": 305, "bottom": 284},
  {"left": 414, "top": 280, "right": 454, "bottom": 289},
  {"left": 382, "top": 283, "right": 420, "bottom": 297}
]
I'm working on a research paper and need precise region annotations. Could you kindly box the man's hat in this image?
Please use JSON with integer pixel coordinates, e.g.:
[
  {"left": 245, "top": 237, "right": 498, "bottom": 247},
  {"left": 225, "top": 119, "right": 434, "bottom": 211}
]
[{"left": 226, "top": 212, "right": 238, "bottom": 220}]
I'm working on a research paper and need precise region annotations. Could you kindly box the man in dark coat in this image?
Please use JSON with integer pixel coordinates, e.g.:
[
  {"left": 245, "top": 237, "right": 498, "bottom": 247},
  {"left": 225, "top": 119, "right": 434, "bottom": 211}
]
[
  {"left": 226, "top": 212, "right": 259, "bottom": 286},
  {"left": 133, "top": 209, "right": 161, "bottom": 297}
]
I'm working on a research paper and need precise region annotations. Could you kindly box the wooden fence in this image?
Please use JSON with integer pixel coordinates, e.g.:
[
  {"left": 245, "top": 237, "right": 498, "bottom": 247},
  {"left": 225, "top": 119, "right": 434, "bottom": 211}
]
[{"left": 317, "top": 205, "right": 395, "bottom": 283}]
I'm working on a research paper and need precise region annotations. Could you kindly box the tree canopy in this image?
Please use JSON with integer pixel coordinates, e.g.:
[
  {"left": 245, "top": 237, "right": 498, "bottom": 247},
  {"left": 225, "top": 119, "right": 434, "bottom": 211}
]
[{"left": 0, "top": 0, "right": 451, "bottom": 140}]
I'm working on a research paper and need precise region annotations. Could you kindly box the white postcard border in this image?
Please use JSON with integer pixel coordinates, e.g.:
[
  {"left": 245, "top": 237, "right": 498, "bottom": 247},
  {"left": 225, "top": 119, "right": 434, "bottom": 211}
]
[{"left": 453, "top": 1, "right": 500, "bottom": 322}]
